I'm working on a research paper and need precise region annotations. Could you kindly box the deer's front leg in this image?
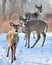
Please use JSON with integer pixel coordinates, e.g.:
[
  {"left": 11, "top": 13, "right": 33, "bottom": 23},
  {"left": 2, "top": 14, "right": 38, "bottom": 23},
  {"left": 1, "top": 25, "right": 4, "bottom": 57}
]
[
  {"left": 31, "top": 33, "right": 40, "bottom": 48},
  {"left": 25, "top": 34, "right": 28, "bottom": 47},
  {"left": 13, "top": 45, "right": 16, "bottom": 61},
  {"left": 11, "top": 46, "right": 13, "bottom": 63},
  {"left": 6, "top": 47, "right": 10, "bottom": 57},
  {"left": 27, "top": 32, "right": 30, "bottom": 48}
]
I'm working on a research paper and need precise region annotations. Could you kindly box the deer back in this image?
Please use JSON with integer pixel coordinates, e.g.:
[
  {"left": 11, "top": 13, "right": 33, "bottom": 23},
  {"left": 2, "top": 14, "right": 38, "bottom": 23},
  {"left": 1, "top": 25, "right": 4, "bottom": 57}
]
[{"left": 24, "top": 20, "right": 47, "bottom": 33}]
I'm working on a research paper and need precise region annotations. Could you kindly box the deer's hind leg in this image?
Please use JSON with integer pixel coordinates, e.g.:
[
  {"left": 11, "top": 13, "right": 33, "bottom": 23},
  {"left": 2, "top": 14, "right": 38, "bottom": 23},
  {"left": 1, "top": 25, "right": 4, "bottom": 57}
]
[
  {"left": 31, "top": 33, "right": 40, "bottom": 48},
  {"left": 28, "top": 32, "right": 30, "bottom": 48},
  {"left": 41, "top": 32, "right": 46, "bottom": 47}
]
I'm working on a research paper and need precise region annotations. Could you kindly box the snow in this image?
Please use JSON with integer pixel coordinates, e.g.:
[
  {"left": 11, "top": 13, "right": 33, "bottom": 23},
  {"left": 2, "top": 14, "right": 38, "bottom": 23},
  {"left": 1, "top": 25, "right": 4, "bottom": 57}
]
[{"left": 0, "top": 33, "right": 52, "bottom": 65}]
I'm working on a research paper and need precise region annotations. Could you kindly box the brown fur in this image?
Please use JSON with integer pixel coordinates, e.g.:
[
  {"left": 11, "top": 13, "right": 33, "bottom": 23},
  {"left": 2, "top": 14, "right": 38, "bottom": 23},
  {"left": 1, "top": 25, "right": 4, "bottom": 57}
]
[{"left": 6, "top": 26, "right": 19, "bottom": 63}]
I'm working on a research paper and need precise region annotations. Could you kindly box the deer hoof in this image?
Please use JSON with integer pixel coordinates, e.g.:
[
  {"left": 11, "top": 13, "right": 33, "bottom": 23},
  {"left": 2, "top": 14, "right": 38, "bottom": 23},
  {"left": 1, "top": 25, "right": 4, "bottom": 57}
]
[
  {"left": 27, "top": 46, "right": 30, "bottom": 48},
  {"left": 31, "top": 45, "right": 34, "bottom": 48},
  {"left": 41, "top": 45, "right": 44, "bottom": 47},
  {"left": 25, "top": 44, "right": 27, "bottom": 47},
  {"left": 14, "top": 57, "right": 16, "bottom": 61},
  {"left": 11, "top": 60, "right": 13, "bottom": 63},
  {"left": 31, "top": 46, "right": 34, "bottom": 48},
  {"left": 6, "top": 54, "right": 8, "bottom": 57}
]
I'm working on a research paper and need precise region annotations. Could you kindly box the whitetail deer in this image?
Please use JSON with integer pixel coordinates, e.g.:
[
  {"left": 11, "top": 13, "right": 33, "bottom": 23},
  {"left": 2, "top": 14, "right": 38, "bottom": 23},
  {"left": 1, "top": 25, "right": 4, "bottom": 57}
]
[
  {"left": 19, "top": 16, "right": 48, "bottom": 48},
  {"left": 24, "top": 4, "right": 42, "bottom": 39},
  {"left": 6, "top": 22, "right": 19, "bottom": 63},
  {"left": 25, "top": 4, "right": 42, "bottom": 20}
]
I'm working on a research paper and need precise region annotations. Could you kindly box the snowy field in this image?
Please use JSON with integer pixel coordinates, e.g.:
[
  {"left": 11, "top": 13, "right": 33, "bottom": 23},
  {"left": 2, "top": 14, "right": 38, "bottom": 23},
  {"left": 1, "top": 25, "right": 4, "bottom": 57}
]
[{"left": 0, "top": 33, "right": 52, "bottom": 65}]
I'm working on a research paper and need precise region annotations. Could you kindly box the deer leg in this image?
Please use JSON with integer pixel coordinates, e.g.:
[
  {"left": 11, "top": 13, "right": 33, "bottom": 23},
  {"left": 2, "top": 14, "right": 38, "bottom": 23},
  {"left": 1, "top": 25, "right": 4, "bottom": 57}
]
[
  {"left": 41, "top": 32, "right": 46, "bottom": 47},
  {"left": 24, "top": 34, "right": 26, "bottom": 40},
  {"left": 11, "top": 46, "right": 13, "bottom": 63},
  {"left": 6, "top": 47, "right": 10, "bottom": 57},
  {"left": 25, "top": 34, "right": 27, "bottom": 47},
  {"left": 13, "top": 45, "right": 16, "bottom": 61},
  {"left": 25, "top": 34, "right": 28, "bottom": 46},
  {"left": 31, "top": 33, "right": 40, "bottom": 48},
  {"left": 25, "top": 40, "right": 27, "bottom": 47},
  {"left": 27, "top": 32, "right": 30, "bottom": 48}
]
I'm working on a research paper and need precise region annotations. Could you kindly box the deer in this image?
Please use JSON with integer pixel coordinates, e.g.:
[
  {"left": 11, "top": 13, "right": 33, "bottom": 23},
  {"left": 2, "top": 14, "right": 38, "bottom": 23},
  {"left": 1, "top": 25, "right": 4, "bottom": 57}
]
[
  {"left": 24, "top": 4, "right": 42, "bottom": 20},
  {"left": 6, "top": 22, "right": 19, "bottom": 63},
  {"left": 19, "top": 16, "right": 48, "bottom": 48},
  {"left": 24, "top": 4, "right": 42, "bottom": 39}
]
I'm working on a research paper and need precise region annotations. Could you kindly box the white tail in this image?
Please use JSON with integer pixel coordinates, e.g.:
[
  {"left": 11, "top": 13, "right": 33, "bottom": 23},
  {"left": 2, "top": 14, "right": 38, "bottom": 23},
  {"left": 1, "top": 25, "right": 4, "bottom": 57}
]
[
  {"left": 6, "top": 22, "right": 19, "bottom": 63},
  {"left": 19, "top": 16, "right": 48, "bottom": 48}
]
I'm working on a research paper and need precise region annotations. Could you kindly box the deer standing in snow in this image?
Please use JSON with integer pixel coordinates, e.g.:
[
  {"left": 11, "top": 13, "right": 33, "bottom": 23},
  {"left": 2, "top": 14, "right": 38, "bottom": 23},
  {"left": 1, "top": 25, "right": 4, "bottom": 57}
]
[
  {"left": 19, "top": 16, "right": 48, "bottom": 48},
  {"left": 24, "top": 4, "right": 42, "bottom": 39},
  {"left": 6, "top": 22, "right": 19, "bottom": 63}
]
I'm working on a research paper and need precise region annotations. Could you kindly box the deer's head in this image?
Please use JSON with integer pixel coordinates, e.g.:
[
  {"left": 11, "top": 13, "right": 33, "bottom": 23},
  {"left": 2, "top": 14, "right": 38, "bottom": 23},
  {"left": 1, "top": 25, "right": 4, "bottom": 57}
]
[
  {"left": 10, "top": 22, "right": 19, "bottom": 34},
  {"left": 35, "top": 4, "right": 42, "bottom": 13},
  {"left": 19, "top": 16, "right": 29, "bottom": 26}
]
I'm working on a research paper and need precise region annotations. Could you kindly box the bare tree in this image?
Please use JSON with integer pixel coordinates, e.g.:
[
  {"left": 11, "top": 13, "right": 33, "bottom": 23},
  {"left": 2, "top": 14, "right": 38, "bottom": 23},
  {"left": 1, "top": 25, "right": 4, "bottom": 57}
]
[{"left": 2, "top": 0, "right": 6, "bottom": 16}]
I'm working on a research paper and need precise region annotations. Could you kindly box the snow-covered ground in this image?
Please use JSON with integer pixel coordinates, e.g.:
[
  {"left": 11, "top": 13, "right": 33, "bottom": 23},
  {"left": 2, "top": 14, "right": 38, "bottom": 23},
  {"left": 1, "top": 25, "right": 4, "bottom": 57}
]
[{"left": 0, "top": 33, "right": 52, "bottom": 65}]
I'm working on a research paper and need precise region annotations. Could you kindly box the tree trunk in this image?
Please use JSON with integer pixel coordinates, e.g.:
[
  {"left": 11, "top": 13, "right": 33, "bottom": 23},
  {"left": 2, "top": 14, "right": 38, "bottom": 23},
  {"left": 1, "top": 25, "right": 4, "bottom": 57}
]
[{"left": 2, "top": 0, "right": 6, "bottom": 16}]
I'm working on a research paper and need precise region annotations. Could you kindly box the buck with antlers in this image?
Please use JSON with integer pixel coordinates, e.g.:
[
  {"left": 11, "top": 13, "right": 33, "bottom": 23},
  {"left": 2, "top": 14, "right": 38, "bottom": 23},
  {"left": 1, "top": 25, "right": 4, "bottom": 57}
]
[
  {"left": 19, "top": 16, "right": 48, "bottom": 48},
  {"left": 6, "top": 22, "right": 19, "bottom": 63}
]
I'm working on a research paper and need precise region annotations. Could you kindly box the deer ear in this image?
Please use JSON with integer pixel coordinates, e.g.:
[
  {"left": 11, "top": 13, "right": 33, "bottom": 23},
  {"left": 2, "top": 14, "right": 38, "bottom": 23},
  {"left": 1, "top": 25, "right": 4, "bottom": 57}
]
[
  {"left": 10, "top": 22, "right": 14, "bottom": 26},
  {"left": 19, "top": 16, "right": 24, "bottom": 20}
]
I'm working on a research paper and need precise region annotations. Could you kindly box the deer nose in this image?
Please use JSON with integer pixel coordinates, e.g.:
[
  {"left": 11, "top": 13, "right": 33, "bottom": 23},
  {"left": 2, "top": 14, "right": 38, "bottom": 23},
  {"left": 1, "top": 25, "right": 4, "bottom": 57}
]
[
  {"left": 15, "top": 30, "right": 18, "bottom": 32},
  {"left": 40, "top": 10, "right": 42, "bottom": 13}
]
